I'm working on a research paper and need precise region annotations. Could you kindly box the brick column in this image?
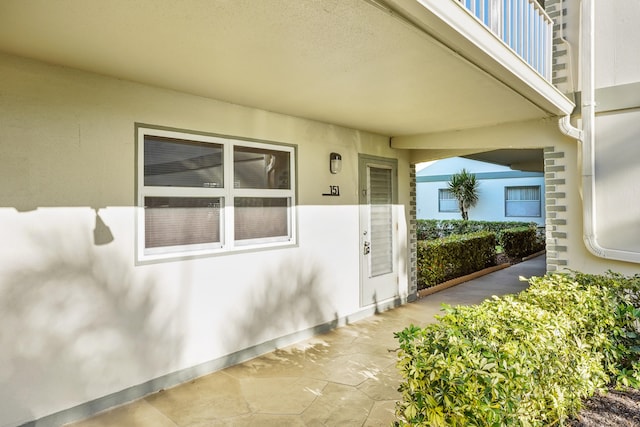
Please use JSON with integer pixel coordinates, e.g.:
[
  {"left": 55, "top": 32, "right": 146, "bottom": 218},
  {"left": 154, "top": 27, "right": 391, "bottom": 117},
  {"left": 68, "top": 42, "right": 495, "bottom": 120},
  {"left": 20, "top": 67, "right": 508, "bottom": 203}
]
[
  {"left": 546, "top": 0, "right": 572, "bottom": 94},
  {"left": 544, "top": 147, "right": 569, "bottom": 271},
  {"left": 408, "top": 163, "right": 418, "bottom": 301}
]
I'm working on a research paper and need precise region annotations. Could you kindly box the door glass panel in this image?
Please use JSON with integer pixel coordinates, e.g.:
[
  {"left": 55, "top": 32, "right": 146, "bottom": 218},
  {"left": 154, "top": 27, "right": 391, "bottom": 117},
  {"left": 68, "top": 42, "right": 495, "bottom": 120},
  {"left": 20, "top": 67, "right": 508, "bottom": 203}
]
[{"left": 369, "top": 166, "right": 393, "bottom": 276}]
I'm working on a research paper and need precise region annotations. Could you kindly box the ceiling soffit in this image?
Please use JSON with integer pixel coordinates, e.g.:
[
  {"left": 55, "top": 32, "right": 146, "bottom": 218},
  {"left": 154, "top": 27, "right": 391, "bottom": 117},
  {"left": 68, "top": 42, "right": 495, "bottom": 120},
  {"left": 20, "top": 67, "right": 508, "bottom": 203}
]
[{"left": 0, "top": 0, "right": 570, "bottom": 136}]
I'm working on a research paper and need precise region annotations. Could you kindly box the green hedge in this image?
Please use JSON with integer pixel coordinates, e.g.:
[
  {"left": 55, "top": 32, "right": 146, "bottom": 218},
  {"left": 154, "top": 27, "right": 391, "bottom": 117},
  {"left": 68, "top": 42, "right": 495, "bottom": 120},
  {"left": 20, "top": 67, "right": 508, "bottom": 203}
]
[
  {"left": 417, "top": 219, "right": 537, "bottom": 241},
  {"left": 501, "top": 226, "right": 539, "bottom": 259},
  {"left": 417, "top": 231, "right": 496, "bottom": 289},
  {"left": 394, "top": 272, "right": 640, "bottom": 426}
]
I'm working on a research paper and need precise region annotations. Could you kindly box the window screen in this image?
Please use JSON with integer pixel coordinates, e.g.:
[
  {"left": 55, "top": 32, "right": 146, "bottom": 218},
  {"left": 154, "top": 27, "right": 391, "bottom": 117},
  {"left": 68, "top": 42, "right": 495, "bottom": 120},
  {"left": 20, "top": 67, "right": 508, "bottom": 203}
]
[
  {"left": 234, "top": 197, "right": 289, "bottom": 242},
  {"left": 144, "top": 135, "right": 223, "bottom": 188},
  {"left": 234, "top": 146, "right": 290, "bottom": 189},
  {"left": 438, "top": 188, "right": 459, "bottom": 212},
  {"left": 145, "top": 197, "right": 222, "bottom": 248},
  {"left": 505, "top": 186, "right": 541, "bottom": 217}
]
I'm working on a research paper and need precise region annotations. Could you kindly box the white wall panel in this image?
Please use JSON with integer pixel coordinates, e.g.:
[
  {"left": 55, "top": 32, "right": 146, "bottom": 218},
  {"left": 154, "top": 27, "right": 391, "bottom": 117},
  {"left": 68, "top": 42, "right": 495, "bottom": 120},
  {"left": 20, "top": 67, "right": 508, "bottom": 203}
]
[{"left": 0, "top": 52, "right": 409, "bottom": 427}]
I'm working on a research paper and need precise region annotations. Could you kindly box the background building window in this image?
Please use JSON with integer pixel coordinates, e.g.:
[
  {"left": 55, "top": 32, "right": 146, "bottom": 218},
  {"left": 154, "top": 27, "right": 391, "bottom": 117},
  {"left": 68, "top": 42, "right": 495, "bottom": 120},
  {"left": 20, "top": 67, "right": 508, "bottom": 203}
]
[
  {"left": 438, "top": 188, "right": 459, "bottom": 212},
  {"left": 138, "top": 126, "right": 296, "bottom": 260},
  {"left": 505, "top": 185, "right": 541, "bottom": 217}
]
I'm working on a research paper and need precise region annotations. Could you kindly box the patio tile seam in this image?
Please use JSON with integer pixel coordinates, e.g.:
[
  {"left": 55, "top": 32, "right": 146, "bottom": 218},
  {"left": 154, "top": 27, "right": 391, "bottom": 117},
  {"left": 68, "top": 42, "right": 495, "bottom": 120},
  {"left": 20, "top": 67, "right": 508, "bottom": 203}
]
[
  {"left": 242, "top": 377, "right": 330, "bottom": 417},
  {"left": 140, "top": 399, "right": 183, "bottom": 427},
  {"left": 298, "top": 386, "right": 376, "bottom": 427},
  {"left": 361, "top": 399, "right": 398, "bottom": 427}
]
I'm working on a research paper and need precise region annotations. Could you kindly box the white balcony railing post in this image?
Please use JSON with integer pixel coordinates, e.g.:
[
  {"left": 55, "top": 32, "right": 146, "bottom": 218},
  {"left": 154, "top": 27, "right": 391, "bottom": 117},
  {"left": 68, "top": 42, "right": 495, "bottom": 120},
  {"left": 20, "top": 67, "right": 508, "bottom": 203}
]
[
  {"left": 490, "top": 0, "right": 502, "bottom": 37},
  {"left": 458, "top": 0, "right": 553, "bottom": 81}
]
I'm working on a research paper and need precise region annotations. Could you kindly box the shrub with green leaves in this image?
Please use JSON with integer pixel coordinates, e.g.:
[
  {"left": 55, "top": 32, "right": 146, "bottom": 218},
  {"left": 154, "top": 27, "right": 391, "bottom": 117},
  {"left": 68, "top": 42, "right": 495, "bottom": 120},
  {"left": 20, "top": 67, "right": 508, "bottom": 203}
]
[
  {"left": 394, "top": 271, "right": 640, "bottom": 426},
  {"left": 417, "top": 219, "right": 537, "bottom": 241},
  {"left": 567, "top": 271, "right": 640, "bottom": 387},
  {"left": 500, "top": 226, "right": 537, "bottom": 259},
  {"left": 417, "top": 232, "right": 496, "bottom": 289}
]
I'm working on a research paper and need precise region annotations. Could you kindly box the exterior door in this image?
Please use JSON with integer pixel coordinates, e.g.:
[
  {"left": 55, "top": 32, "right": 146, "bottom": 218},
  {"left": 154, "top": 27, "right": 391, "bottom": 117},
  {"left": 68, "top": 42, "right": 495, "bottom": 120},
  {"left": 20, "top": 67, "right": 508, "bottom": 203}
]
[{"left": 359, "top": 154, "right": 398, "bottom": 307}]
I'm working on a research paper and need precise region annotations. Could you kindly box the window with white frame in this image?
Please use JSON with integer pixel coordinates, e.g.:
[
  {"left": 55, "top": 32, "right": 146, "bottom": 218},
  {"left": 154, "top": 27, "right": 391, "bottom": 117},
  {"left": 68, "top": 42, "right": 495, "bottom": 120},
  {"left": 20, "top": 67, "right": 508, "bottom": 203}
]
[
  {"left": 505, "top": 185, "right": 541, "bottom": 217},
  {"left": 438, "top": 188, "right": 459, "bottom": 212},
  {"left": 137, "top": 125, "right": 296, "bottom": 260}
]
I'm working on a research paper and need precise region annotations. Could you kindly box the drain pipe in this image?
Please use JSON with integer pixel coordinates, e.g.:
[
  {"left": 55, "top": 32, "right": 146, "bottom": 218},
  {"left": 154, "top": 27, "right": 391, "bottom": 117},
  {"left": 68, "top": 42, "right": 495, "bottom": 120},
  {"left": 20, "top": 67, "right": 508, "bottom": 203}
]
[
  {"left": 578, "top": 0, "right": 602, "bottom": 256},
  {"left": 558, "top": 0, "right": 603, "bottom": 257}
]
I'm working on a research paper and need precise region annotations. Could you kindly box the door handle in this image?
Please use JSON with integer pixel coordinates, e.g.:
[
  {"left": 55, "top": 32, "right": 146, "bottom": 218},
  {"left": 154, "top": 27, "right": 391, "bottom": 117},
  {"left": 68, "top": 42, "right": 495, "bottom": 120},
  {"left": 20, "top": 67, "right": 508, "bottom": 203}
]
[{"left": 363, "top": 241, "right": 371, "bottom": 255}]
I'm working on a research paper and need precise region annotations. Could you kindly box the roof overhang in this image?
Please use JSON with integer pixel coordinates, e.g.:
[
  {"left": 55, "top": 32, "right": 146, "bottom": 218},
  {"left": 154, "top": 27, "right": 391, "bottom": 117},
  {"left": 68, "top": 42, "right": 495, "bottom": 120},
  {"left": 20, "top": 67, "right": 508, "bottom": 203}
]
[{"left": 0, "top": 0, "right": 573, "bottom": 137}]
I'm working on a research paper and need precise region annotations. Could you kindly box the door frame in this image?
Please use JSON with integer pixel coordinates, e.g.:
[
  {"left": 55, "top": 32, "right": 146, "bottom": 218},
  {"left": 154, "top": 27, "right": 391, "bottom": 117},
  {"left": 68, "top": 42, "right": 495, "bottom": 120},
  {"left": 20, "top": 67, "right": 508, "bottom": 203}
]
[{"left": 358, "top": 154, "right": 399, "bottom": 307}]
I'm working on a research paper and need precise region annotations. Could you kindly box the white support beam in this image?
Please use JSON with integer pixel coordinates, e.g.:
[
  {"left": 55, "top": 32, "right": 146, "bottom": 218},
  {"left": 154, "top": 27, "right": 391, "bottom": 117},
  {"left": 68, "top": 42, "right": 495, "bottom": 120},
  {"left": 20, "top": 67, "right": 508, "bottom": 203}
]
[{"left": 393, "top": 118, "right": 565, "bottom": 151}]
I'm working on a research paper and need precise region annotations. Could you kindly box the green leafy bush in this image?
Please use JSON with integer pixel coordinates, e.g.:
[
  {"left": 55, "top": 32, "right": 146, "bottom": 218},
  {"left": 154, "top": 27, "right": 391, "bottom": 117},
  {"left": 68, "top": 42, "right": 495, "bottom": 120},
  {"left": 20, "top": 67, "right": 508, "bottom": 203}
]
[
  {"left": 394, "top": 272, "right": 640, "bottom": 426},
  {"left": 501, "top": 227, "right": 537, "bottom": 259},
  {"left": 567, "top": 271, "right": 640, "bottom": 387},
  {"left": 417, "top": 232, "right": 496, "bottom": 289},
  {"left": 417, "top": 219, "right": 537, "bottom": 242}
]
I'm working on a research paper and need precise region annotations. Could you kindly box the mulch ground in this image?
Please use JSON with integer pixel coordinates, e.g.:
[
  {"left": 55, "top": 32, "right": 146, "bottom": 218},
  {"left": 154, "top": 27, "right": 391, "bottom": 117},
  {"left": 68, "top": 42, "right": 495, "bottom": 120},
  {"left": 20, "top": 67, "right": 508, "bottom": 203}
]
[
  {"left": 569, "top": 387, "right": 640, "bottom": 426},
  {"left": 496, "top": 252, "right": 524, "bottom": 266}
]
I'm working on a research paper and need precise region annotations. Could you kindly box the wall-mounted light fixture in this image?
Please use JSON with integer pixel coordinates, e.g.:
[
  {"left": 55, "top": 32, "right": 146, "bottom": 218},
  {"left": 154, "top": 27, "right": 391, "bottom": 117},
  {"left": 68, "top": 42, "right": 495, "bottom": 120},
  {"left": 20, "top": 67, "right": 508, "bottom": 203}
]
[{"left": 330, "top": 152, "right": 342, "bottom": 174}]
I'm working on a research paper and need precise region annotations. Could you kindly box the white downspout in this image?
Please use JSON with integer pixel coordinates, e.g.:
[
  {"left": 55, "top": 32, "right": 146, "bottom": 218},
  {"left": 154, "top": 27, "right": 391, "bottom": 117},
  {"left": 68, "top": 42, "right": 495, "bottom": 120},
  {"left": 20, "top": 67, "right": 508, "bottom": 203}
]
[
  {"left": 558, "top": 0, "right": 633, "bottom": 260},
  {"left": 578, "top": 0, "right": 602, "bottom": 257},
  {"left": 557, "top": 0, "right": 602, "bottom": 256},
  {"left": 557, "top": 0, "right": 583, "bottom": 141},
  {"left": 558, "top": 115, "right": 582, "bottom": 141}
]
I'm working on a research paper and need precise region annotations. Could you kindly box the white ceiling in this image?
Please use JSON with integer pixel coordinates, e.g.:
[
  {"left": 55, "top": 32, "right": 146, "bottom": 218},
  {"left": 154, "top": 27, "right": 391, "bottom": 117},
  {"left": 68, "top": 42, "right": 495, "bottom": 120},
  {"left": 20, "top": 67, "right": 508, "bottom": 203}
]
[{"left": 0, "top": 0, "right": 569, "bottom": 137}]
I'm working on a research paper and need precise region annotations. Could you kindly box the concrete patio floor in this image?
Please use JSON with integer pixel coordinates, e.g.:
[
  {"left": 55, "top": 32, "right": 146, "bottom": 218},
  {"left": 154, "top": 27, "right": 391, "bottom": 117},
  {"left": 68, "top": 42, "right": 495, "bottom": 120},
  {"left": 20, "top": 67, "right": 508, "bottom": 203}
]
[{"left": 66, "top": 255, "right": 546, "bottom": 427}]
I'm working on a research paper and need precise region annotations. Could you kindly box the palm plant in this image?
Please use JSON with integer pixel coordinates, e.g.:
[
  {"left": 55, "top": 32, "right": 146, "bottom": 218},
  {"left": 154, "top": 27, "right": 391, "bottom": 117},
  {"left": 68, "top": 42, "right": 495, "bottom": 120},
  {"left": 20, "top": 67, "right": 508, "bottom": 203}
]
[{"left": 448, "top": 168, "right": 479, "bottom": 220}]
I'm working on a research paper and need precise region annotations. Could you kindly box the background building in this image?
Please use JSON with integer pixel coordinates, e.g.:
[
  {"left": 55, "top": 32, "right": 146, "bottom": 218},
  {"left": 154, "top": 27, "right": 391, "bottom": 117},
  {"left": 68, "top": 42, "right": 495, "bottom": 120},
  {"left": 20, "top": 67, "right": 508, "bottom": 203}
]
[{"left": 417, "top": 157, "right": 545, "bottom": 225}]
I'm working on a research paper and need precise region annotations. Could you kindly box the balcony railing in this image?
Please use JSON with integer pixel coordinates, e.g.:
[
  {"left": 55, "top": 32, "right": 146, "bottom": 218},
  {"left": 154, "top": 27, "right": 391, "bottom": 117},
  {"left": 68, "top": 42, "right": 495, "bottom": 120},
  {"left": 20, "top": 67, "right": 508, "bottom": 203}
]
[{"left": 458, "top": 0, "right": 553, "bottom": 81}]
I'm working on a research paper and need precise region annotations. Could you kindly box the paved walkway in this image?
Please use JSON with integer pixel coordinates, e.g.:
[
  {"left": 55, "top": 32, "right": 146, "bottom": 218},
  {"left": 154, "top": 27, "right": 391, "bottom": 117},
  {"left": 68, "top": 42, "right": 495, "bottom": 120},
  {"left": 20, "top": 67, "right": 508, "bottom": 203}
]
[{"left": 67, "top": 255, "right": 546, "bottom": 427}]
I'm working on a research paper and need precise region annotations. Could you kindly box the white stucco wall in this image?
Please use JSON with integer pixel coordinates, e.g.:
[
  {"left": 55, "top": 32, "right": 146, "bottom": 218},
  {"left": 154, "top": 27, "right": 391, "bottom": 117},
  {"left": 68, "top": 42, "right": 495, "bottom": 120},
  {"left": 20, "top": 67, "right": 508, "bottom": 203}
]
[
  {"left": 0, "top": 53, "right": 410, "bottom": 427},
  {"left": 588, "top": 109, "right": 640, "bottom": 255},
  {"left": 558, "top": 0, "right": 640, "bottom": 264},
  {"left": 562, "top": 0, "right": 640, "bottom": 92},
  {"left": 593, "top": 0, "right": 640, "bottom": 89}
]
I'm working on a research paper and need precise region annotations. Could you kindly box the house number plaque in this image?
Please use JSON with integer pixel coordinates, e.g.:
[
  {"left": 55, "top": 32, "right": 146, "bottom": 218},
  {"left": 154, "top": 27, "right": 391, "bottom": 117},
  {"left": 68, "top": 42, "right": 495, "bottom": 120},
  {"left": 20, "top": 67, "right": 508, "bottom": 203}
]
[{"left": 322, "top": 185, "right": 340, "bottom": 196}]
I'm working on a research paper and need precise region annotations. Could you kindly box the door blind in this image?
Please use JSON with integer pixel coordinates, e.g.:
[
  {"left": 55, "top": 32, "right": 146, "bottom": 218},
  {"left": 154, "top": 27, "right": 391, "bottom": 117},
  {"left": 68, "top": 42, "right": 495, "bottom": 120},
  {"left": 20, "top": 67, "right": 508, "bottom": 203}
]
[{"left": 369, "top": 166, "right": 393, "bottom": 276}]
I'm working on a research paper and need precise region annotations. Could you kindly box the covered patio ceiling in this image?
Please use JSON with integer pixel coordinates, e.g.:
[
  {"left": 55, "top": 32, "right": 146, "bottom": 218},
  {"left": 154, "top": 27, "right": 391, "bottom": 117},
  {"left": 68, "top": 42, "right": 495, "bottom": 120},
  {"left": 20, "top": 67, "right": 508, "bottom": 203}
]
[
  {"left": 0, "top": 0, "right": 572, "bottom": 138},
  {"left": 463, "top": 149, "right": 544, "bottom": 172}
]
